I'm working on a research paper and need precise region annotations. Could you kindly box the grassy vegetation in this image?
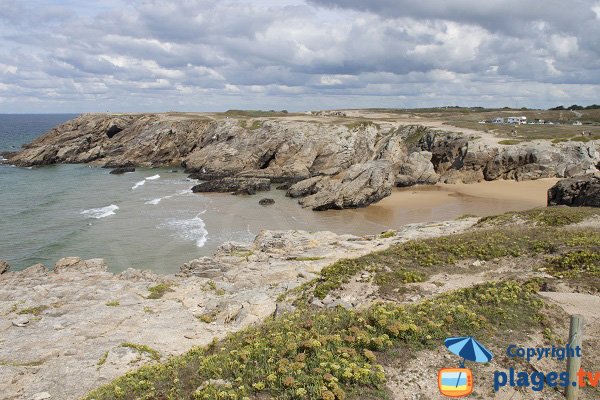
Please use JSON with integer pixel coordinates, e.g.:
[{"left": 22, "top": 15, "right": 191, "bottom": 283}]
[
  {"left": 17, "top": 305, "right": 48, "bottom": 316},
  {"left": 477, "top": 207, "right": 600, "bottom": 227},
  {"left": 497, "top": 139, "right": 522, "bottom": 145},
  {"left": 378, "top": 231, "right": 395, "bottom": 239},
  {"left": 120, "top": 343, "right": 161, "bottom": 362},
  {"left": 84, "top": 280, "right": 546, "bottom": 400},
  {"left": 289, "top": 256, "right": 325, "bottom": 262},
  {"left": 97, "top": 351, "right": 109, "bottom": 367},
  {"left": 147, "top": 283, "right": 175, "bottom": 300},
  {"left": 106, "top": 300, "right": 120, "bottom": 307}
]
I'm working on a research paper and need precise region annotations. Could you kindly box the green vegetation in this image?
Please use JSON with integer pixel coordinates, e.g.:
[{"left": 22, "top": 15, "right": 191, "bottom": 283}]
[
  {"left": 289, "top": 256, "right": 325, "bottom": 262},
  {"left": 17, "top": 305, "right": 48, "bottom": 316},
  {"left": 477, "top": 207, "right": 600, "bottom": 227},
  {"left": 204, "top": 280, "right": 226, "bottom": 296},
  {"left": 147, "top": 283, "right": 175, "bottom": 300},
  {"left": 197, "top": 312, "right": 218, "bottom": 324},
  {"left": 498, "top": 139, "right": 522, "bottom": 145},
  {"left": 97, "top": 351, "right": 109, "bottom": 367},
  {"left": 85, "top": 280, "right": 546, "bottom": 400},
  {"left": 378, "top": 231, "right": 395, "bottom": 239},
  {"left": 120, "top": 343, "right": 161, "bottom": 362},
  {"left": 105, "top": 300, "right": 120, "bottom": 307},
  {"left": 570, "top": 136, "right": 593, "bottom": 142}
]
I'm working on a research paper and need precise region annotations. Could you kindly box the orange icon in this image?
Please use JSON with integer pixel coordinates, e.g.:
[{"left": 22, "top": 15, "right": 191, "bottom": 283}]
[{"left": 438, "top": 368, "right": 473, "bottom": 398}]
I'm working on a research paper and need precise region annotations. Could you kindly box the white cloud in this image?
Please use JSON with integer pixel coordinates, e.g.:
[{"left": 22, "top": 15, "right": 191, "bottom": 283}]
[{"left": 0, "top": 0, "right": 598, "bottom": 112}]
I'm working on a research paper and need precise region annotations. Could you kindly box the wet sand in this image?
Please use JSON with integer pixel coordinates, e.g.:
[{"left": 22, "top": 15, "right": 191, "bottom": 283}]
[{"left": 344, "top": 178, "right": 560, "bottom": 228}]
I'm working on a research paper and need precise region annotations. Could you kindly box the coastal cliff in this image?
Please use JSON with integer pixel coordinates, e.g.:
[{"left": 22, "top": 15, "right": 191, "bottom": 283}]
[{"left": 7, "top": 112, "right": 600, "bottom": 210}]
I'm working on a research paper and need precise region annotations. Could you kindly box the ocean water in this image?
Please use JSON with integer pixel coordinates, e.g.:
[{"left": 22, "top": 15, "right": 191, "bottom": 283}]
[{"left": 0, "top": 115, "right": 554, "bottom": 274}]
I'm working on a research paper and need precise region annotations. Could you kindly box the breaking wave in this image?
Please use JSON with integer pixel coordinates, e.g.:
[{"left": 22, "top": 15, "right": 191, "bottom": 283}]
[
  {"left": 81, "top": 204, "right": 119, "bottom": 219},
  {"left": 158, "top": 213, "right": 208, "bottom": 248}
]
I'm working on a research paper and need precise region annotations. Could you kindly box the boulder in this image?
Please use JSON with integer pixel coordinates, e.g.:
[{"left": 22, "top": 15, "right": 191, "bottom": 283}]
[
  {"left": 191, "top": 177, "right": 271, "bottom": 195},
  {"left": 0, "top": 259, "right": 9, "bottom": 274},
  {"left": 396, "top": 151, "right": 439, "bottom": 187},
  {"left": 109, "top": 167, "right": 135, "bottom": 174},
  {"left": 548, "top": 174, "right": 600, "bottom": 207},
  {"left": 259, "top": 198, "right": 275, "bottom": 206},
  {"left": 291, "top": 160, "right": 395, "bottom": 210}
]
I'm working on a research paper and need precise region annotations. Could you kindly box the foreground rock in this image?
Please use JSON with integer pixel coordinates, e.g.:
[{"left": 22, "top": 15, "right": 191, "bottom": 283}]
[
  {"left": 0, "top": 220, "right": 476, "bottom": 400},
  {"left": 548, "top": 174, "right": 600, "bottom": 207},
  {"left": 191, "top": 177, "right": 271, "bottom": 195}
]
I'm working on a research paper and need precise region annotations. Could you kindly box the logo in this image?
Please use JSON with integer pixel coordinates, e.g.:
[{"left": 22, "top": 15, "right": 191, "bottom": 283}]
[{"left": 438, "top": 336, "right": 494, "bottom": 398}]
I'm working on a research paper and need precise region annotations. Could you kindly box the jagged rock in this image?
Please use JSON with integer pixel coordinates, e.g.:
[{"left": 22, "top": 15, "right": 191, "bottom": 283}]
[
  {"left": 292, "top": 161, "right": 395, "bottom": 210},
  {"left": 20, "top": 263, "right": 47, "bottom": 276},
  {"left": 109, "top": 167, "right": 135, "bottom": 174},
  {"left": 179, "top": 257, "right": 232, "bottom": 278},
  {"left": 53, "top": 257, "right": 108, "bottom": 274},
  {"left": 191, "top": 177, "right": 271, "bottom": 195},
  {"left": 396, "top": 151, "right": 439, "bottom": 187},
  {"left": 259, "top": 198, "right": 275, "bottom": 206},
  {"left": 548, "top": 174, "right": 600, "bottom": 207},
  {"left": 0, "top": 259, "right": 9, "bottom": 274}
]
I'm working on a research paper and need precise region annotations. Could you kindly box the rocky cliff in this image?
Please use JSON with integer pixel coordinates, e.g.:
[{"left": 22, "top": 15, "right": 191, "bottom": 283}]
[{"left": 7, "top": 113, "right": 600, "bottom": 210}]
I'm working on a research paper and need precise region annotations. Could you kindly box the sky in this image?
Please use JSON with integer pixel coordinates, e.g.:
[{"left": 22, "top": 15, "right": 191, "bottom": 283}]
[{"left": 0, "top": 0, "right": 599, "bottom": 113}]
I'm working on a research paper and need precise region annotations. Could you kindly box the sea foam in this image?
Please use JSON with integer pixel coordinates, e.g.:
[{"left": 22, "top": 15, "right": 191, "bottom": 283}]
[
  {"left": 132, "top": 180, "right": 146, "bottom": 190},
  {"left": 159, "top": 213, "right": 208, "bottom": 247},
  {"left": 81, "top": 204, "right": 119, "bottom": 219},
  {"left": 146, "top": 174, "right": 160, "bottom": 180}
]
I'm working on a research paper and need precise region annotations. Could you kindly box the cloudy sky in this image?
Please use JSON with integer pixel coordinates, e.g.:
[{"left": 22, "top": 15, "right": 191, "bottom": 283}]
[{"left": 1, "top": 0, "right": 599, "bottom": 112}]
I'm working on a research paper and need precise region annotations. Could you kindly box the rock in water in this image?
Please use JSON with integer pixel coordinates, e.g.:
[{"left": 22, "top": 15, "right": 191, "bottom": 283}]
[
  {"left": 109, "top": 167, "right": 135, "bottom": 174},
  {"left": 259, "top": 198, "right": 275, "bottom": 206},
  {"left": 548, "top": 174, "right": 600, "bottom": 207},
  {"left": 0, "top": 259, "right": 9, "bottom": 274},
  {"left": 191, "top": 177, "right": 271, "bottom": 195},
  {"left": 290, "top": 160, "right": 395, "bottom": 210}
]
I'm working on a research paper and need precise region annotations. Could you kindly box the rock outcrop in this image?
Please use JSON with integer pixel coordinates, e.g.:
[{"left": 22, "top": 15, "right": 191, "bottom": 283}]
[
  {"left": 288, "top": 160, "right": 395, "bottom": 210},
  {"left": 418, "top": 131, "right": 600, "bottom": 184},
  {"left": 191, "top": 177, "right": 271, "bottom": 195},
  {"left": 548, "top": 174, "right": 600, "bottom": 207},
  {"left": 6, "top": 113, "right": 600, "bottom": 209}
]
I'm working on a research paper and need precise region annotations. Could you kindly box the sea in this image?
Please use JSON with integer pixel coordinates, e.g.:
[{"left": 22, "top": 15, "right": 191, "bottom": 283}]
[{"left": 0, "top": 114, "right": 554, "bottom": 274}]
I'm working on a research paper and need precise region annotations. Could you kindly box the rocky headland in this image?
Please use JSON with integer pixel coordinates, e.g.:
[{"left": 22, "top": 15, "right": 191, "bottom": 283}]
[{"left": 7, "top": 112, "right": 600, "bottom": 210}]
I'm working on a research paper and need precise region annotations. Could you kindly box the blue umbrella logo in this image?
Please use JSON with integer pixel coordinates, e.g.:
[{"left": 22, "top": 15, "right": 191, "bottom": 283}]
[
  {"left": 442, "top": 336, "right": 493, "bottom": 394},
  {"left": 445, "top": 336, "right": 494, "bottom": 367}
]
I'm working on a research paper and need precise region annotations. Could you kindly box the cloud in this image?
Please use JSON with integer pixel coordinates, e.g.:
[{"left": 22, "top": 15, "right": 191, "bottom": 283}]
[{"left": 0, "top": 0, "right": 598, "bottom": 112}]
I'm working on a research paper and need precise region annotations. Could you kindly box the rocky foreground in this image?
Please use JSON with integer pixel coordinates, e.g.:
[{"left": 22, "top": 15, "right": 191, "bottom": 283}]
[
  {"left": 5, "top": 113, "right": 600, "bottom": 210},
  {"left": 0, "top": 221, "right": 476, "bottom": 400}
]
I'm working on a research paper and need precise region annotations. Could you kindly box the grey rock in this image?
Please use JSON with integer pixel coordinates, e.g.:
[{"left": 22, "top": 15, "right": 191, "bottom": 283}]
[
  {"left": 0, "top": 259, "right": 9, "bottom": 274},
  {"left": 548, "top": 174, "right": 600, "bottom": 207},
  {"left": 109, "top": 167, "right": 135, "bottom": 174},
  {"left": 12, "top": 315, "right": 30, "bottom": 327},
  {"left": 179, "top": 257, "right": 232, "bottom": 278},
  {"left": 53, "top": 257, "right": 107, "bottom": 274},
  {"left": 259, "top": 198, "right": 275, "bottom": 206},
  {"left": 396, "top": 151, "right": 439, "bottom": 187},
  {"left": 31, "top": 392, "right": 52, "bottom": 400},
  {"left": 294, "top": 160, "right": 395, "bottom": 210},
  {"left": 191, "top": 177, "right": 271, "bottom": 195}
]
